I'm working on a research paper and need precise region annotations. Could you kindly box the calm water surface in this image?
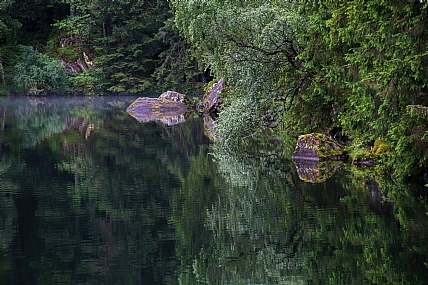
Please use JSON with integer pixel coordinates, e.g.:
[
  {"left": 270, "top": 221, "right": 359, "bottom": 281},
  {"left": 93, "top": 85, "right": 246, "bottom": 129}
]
[{"left": 0, "top": 96, "right": 427, "bottom": 284}]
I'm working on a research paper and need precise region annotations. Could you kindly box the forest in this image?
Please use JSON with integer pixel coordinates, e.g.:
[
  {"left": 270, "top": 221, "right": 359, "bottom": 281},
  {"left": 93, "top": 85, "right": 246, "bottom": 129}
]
[
  {"left": 0, "top": 0, "right": 208, "bottom": 95},
  {"left": 0, "top": 0, "right": 427, "bottom": 183},
  {"left": 1, "top": 1, "right": 428, "bottom": 283}
]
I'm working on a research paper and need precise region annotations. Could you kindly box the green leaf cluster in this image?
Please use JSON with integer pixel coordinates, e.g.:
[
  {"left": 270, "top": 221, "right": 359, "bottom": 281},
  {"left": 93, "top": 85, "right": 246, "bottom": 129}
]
[
  {"left": 14, "top": 45, "right": 69, "bottom": 94},
  {"left": 173, "top": 0, "right": 312, "bottom": 136}
]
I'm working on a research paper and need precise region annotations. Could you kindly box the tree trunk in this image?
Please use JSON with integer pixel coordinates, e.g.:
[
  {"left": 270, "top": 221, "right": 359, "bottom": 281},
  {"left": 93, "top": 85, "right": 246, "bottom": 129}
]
[
  {"left": 70, "top": 3, "right": 76, "bottom": 17},
  {"left": 0, "top": 106, "right": 6, "bottom": 154},
  {"left": 0, "top": 60, "right": 6, "bottom": 86},
  {"left": 103, "top": 23, "right": 108, "bottom": 50}
]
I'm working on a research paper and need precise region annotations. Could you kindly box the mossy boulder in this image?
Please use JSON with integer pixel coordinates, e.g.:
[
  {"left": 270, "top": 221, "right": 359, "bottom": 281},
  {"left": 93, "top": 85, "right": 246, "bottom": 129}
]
[
  {"left": 197, "top": 78, "right": 225, "bottom": 140},
  {"left": 126, "top": 97, "right": 191, "bottom": 126},
  {"left": 352, "top": 139, "right": 392, "bottom": 166},
  {"left": 126, "top": 91, "right": 196, "bottom": 125},
  {"left": 373, "top": 139, "right": 393, "bottom": 156},
  {"left": 292, "top": 133, "right": 346, "bottom": 161}
]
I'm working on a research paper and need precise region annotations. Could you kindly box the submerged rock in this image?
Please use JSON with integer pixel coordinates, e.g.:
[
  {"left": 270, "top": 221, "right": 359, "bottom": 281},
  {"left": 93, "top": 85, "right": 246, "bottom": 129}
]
[
  {"left": 351, "top": 139, "right": 391, "bottom": 166},
  {"left": 352, "top": 158, "right": 379, "bottom": 167},
  {"left": 126, "top": 96, "right": 191, "bottom": 126},
  {"left": 292, "top": 133, "right": 346, "bottom": 161}
]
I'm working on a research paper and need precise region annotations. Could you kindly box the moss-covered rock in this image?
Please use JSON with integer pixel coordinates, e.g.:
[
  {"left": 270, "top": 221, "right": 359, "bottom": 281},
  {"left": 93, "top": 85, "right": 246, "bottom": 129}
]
[
  {"left": 126, "top": 97, "right": 191, "bottom": 125},
  {"left": 126, "top": 91, "right": 197, "bottom": 125},
  {"left": 351, "top": 139, "right": 392, "bottom": 166},
  {"left": 373, "top": 139, "right": 393, "bottom": 156},
  {"left": 292, "top": 133, "right": 346, "bottom": 161}
]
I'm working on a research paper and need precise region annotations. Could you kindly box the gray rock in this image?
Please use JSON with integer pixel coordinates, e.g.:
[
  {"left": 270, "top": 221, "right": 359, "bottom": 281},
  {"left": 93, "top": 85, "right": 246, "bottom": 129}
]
[
  {"left": 159, "top": 91, "right": 194, "bottom": 107},
  {"left": 203, "top": 78, "right": 224, "bottom": 114}
]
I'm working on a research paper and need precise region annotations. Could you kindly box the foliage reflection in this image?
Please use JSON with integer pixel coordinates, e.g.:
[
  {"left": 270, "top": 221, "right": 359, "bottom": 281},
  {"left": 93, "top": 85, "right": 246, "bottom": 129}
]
[{"left": 0, "top": 98, "right": 427, "bottom": 284}]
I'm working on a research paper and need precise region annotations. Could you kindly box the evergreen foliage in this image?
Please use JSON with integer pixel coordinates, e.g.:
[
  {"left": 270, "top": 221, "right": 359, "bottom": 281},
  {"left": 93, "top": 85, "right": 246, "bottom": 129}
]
[
  {"left": 153, "top": 18, "right": 209, "bottom": 94},
  {"left": 0, "top": 0, "right": 21, "bottom": 45},
  {"left": 0, "top": 0, "right": 21, "bottom": 91},
  {"left": 1, "top": 0, "right": 207, "bottom": 95},
  {"left": 300, "top": 0, "right": 428, "bottom": 139},
  {"left": 89, "top": 0, "right": 170, "bottom": 93},
  {"left": 299, "top": 0, "right": 428, "bottom": 180}
]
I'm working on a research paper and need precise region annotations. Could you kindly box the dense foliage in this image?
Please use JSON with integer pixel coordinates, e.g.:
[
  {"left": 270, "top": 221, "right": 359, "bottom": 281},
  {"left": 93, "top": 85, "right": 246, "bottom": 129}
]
[
  {"left": 0, "top": 0, "right": 207, "bottom": 95},
  {"left": 0, "top": 0, "right": 427, "bottom": 180},
  {"left": 172, "top": 0, "right": 428, "bottom": 182},
  {"left": 173, "top": 0, "right": 312, "bottom": 140},
  {"left": 14, "top": 45, "right": 69, "bottom": 94},
  {"left": 300, "top": 0, "right": 428, "bottom": 137}
]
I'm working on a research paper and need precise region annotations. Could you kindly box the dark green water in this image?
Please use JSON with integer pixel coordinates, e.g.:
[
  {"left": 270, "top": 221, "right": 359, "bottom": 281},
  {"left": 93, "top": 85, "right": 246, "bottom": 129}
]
[{"left": 0, "top": 97, "right": 427, "bottom": 285}]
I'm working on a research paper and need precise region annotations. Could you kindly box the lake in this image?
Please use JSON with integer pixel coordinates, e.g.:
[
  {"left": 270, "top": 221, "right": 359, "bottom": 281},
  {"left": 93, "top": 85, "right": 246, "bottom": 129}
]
[{"left": 0, "top": 96, "right": 427, "bottom": 284}]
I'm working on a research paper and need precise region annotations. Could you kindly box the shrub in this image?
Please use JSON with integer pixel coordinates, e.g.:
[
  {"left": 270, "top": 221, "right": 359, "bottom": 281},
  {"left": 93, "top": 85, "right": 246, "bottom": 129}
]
[{"left": 14, "top": 45, "right": 70, "bottom": 95}]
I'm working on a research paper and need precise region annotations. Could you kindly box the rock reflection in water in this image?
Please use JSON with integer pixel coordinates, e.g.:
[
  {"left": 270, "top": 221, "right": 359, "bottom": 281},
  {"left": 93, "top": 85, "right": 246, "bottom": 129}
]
[
  {"left": 292, "top": 158, "right": 344, "bottom": 183},
  {"left": 203, "top": 113, "right": 218, "bottom": 140}
]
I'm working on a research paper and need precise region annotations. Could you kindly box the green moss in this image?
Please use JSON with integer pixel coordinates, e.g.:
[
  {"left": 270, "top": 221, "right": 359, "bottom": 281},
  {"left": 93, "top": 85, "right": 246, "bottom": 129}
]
[
  {"left": 373, "top": 139, "right": 393, "bottom": 156},
  {"left": 348, "top": 138, "right": 394, "bottom": 166},
  {"left": 312, "top": 133, "right": 344, "bottom": 158},
  {"left": 314, "top": 133, "right": 325, "bottom": 140},
  {"left": 183, "top": 96, "right": 195, "bottom": 107},
  {"left": 58, "top": 47, "right": 81, "bottom": 62}
]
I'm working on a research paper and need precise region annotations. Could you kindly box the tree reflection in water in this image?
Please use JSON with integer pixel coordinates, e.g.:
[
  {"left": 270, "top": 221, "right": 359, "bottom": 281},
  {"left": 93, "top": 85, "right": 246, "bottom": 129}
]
[{"left": 0, "top": 97, "right": 427, "bottom": 284}]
